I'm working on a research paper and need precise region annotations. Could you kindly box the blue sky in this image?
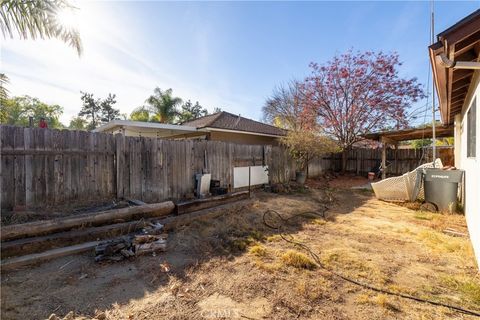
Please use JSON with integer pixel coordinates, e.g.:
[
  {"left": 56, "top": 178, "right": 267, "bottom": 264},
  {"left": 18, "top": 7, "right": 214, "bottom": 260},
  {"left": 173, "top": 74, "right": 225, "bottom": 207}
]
[{"left": 1, "top": 1, "right": 479, "bottom": 125}]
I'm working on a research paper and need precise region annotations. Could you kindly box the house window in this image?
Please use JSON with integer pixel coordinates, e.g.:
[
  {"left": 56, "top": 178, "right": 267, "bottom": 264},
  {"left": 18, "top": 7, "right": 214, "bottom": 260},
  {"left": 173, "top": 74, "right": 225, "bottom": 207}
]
[{"left": 467, "top": 98, "right": 476, "bottom": 157}]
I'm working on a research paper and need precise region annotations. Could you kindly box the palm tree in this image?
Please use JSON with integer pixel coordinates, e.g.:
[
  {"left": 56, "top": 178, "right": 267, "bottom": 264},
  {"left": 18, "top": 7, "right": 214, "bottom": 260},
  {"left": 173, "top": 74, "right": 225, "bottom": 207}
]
[
  {"left": 145, "top": 87, "right": 182, "bottom": 124},
  {"left": 0, "top": 0, "right": 82, "bottom": 56},
  {"left": 0, "top": 73, "right": 9, "bottom": 101}
]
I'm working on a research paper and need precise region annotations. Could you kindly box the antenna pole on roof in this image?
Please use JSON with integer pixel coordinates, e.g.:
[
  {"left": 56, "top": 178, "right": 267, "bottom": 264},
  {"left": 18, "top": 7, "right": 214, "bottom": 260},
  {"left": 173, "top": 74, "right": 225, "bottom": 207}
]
[{"left": 431, "top": 0, "right": 437, "bottom": 166}]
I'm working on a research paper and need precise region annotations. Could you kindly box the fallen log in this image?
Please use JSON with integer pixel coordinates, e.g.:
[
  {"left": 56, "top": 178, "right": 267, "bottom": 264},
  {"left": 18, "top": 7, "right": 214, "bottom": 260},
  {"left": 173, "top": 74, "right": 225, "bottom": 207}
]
[
  {"left": 1, "top": 201, "right": 175, "bottom": 241},
  {"left": 1, "top": 241, "right": 99, "bottom": 272},
  {"left": 164, "top": 196, "right": 251, "bottom": 231},
  {"left": 175, "top": 191, "right": 249, "bottom": 215}
]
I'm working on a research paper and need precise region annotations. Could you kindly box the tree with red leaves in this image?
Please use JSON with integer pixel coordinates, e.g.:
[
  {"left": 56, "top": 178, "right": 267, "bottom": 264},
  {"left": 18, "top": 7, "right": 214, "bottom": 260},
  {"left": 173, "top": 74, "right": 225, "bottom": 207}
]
[{"left": 302, "top": 50, "right": 425, "bottom": 172}]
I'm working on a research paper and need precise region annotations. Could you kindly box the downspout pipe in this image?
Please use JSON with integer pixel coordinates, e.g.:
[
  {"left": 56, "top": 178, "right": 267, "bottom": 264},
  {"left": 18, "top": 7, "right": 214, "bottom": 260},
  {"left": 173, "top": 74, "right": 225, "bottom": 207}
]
[{"left": 438, "top": 53, "right": 480, "bottom": 70}]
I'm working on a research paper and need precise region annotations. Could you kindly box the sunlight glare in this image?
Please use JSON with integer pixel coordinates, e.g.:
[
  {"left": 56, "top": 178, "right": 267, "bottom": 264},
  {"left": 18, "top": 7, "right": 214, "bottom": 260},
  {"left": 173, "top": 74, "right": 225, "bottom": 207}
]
[{"left": 56, "top": 8, "right": 80, "bottom": 31}]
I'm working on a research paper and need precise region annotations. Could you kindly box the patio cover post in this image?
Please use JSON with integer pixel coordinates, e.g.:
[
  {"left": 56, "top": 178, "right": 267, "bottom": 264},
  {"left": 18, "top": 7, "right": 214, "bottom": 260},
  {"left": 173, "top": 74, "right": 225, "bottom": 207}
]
[{"left": 380, "top": 136, "right": 397, "bottom": 179}]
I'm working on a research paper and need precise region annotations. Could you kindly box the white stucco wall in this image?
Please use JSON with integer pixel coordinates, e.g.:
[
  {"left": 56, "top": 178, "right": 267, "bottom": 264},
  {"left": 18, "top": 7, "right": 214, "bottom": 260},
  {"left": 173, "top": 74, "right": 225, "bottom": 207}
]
[{"left": 457, "top": 71, "right": 480, "bottom": 268}]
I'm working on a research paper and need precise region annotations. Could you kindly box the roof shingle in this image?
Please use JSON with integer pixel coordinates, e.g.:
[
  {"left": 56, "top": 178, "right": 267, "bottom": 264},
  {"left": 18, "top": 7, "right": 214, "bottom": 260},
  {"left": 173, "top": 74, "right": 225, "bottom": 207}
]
[{"left": 181, "top": 112, "right": 286, "bottom": 136}]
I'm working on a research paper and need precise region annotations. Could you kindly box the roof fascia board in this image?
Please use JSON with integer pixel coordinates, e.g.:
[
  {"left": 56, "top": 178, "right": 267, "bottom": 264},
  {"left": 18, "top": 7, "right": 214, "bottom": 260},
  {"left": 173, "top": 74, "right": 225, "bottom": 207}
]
[
  {"left": 94, "top": 120, "right": 198, "bottom": 133},
  {"left": 205, "top": 127, "right": 283, "bottom": 138}
]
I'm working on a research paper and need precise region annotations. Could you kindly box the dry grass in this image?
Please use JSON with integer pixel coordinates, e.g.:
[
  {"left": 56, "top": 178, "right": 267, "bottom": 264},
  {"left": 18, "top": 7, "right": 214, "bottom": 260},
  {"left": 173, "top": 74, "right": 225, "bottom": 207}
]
[
  {"left": 281, "top": 250, "right": 317, "bottom": 270},
  {"left": 440, "top": 275, "right": 480, "bottom": 306},
  {"left": 321, "top": 248, "right": 387, "bottom": 283},
  {"left": 409, "top": 210, "right": 468, "bottom": 233},
  {"left": 295, "top": 276, "right": 333, "bottom": 301},
  {"left": 249, "top": 244, "right": 268, "bottom": 257},
  {"left": 417, "top": 229, "right": 474, "bottom": 261},
  {"left": 253, "top": 260, "right": 281, "bottom": 273},
  {"left": 355, "top": 293, "right": 401, "bottom": 312},
  {"left": 310, "top": 218, "right": 327, "bottom": 225},
  {"left": 414, "top": 212, "right": 435, "bottom": 220},
  {"left": 266, "top": 234, "right": 282, "bottom": 242}
]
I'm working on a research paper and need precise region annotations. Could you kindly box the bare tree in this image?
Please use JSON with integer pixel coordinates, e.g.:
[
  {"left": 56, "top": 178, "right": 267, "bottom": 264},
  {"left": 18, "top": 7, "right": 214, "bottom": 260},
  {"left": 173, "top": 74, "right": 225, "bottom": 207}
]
[{"left": 262, "top": 80, "right": 312, "bottom": 131}]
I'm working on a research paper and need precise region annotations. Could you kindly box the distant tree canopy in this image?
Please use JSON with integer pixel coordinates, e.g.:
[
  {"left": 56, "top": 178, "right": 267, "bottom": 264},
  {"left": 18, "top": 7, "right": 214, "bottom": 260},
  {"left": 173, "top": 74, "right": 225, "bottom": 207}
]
[
  {"left": 407, "top": 123, "right": 454, "bottom": 149},
  {"left": 78, "top": 91, "right": 120, "bottom": 130},
  {"left": 0, "top": 95, "right": 64, "bottom": 128},
  {"left": 68, "top": 116, "right": 88, "bottom": 130},
  {"left": 177, "top": 100, "right": 208, "bottom": 123},
  {"left": 130, "top": 87, "right": 212, "bottom": 124},
  {"left": 100, "top": 94, "right": 119, "bottom": 123},
  {"left": 130, "top": 106, "right": 150, "bottom": 122},
  {"left": 1, "top": 88, "right": 220, "bottom": 130},
  {"left": 409, "top": 137, "right": 454, "bottom": 149}
]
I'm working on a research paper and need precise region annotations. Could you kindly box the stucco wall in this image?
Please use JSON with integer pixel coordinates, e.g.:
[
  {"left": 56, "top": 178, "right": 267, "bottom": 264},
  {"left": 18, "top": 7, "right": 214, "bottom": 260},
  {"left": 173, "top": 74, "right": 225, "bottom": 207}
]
[
  {"left": 458, "top": 71, "right": 480, "bottom": 268},
  {"left": 208, "top": 131, "right": 280, "bottom": 145}
]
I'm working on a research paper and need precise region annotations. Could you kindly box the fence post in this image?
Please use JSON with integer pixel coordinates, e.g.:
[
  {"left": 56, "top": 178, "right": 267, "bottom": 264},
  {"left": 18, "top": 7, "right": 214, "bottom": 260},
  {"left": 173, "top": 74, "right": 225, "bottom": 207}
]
[
  {"left": 115, "top": 133, "right": 125, "bottom": 199},
  {"left": 356, "top": 149, "right": 360, "bottom": 175}
]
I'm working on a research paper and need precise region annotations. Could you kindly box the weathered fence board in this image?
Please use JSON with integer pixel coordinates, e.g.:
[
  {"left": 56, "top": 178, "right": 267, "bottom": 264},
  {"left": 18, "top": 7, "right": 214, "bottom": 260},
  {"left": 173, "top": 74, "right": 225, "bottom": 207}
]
[{"left": 0, "top": 125, "right": 454, "bottom": 210}]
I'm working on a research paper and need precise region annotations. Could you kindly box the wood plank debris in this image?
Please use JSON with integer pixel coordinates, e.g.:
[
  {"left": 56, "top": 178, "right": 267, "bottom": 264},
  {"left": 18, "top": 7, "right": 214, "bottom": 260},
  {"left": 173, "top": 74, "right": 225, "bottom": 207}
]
[
  {"left": 443, "top": 227, "right": 467, "bottom": 237},
  {"left": 95, "top": 221, "right": 167, "bottom": 262}
]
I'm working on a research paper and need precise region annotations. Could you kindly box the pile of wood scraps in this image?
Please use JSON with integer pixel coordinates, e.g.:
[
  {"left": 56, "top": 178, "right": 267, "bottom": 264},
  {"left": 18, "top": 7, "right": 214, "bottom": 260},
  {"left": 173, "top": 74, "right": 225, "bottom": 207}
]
[{"left": 95, "top": 221, "right": 167, "bottom": 262}]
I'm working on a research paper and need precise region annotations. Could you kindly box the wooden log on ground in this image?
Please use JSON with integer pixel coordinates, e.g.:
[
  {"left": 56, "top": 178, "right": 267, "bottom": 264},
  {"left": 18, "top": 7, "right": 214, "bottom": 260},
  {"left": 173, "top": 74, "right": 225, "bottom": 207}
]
[
  {"left": 175, "top": 191, "right": 249, "bottom": 215},
  {"left": 1, "top": 219, "right": 152, "bottom": 258},
  {"left": 1, "top": 201, "right": 175, "bottom": 241},
  {"left": 164, "top": 196, "right": 251, "bottom": 231},
  {"left": 1, "top": 241, "right": 99, "bottom": 272}
]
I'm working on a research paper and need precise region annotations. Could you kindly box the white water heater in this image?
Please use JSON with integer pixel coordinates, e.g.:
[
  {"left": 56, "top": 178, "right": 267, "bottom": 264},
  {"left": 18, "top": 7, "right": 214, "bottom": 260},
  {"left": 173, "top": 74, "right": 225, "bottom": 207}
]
[{"left": 195, "top": 173, "right": 211, "bottom": 198}]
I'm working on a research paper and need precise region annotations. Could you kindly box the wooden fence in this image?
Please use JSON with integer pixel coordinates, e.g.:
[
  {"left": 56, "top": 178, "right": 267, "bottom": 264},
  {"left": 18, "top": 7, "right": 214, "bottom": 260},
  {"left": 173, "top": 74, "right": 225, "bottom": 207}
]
[
  {"left": 308, "top": 146, "right": 454, "bottom": 176},
  {"left": 0, "top": 126, "right": 453, "bottom": 210}
]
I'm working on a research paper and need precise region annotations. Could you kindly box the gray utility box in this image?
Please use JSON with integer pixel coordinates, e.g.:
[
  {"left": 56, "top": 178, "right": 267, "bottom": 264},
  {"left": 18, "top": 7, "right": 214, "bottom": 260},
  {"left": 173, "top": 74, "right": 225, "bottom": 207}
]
[{"left": 424, "top": 169, "right": 464, "bottom": 212}]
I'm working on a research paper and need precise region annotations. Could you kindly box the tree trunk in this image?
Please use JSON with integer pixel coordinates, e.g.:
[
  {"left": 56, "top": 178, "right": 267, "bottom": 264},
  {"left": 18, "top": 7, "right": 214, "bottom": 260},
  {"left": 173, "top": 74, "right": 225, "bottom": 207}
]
[{"left": 341, "top": 148, "right": 349, "bottom": 174}]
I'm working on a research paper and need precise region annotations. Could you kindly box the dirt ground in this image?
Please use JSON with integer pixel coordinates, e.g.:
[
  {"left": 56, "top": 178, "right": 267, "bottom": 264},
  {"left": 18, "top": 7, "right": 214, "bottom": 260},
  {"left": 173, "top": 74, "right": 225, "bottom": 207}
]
[{"left": 1, "top": 178, "right": 479, "bottom": 320}]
